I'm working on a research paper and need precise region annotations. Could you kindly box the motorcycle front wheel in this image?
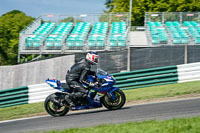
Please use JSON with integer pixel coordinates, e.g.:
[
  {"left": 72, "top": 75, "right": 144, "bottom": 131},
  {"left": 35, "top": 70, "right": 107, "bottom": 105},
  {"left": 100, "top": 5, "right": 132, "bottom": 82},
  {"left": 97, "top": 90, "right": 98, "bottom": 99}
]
[
  {"left": 44, "top": 94, "right": 69, "bottom": 117},
  {"left": 102, "top": 89, "right": 126, "bottom": 110}
]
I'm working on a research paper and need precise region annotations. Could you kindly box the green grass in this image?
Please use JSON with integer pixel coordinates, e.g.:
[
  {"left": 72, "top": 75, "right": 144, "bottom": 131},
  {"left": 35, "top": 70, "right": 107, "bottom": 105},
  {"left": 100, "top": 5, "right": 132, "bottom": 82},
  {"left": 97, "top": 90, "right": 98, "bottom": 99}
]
[
  {"left": 124, "top": 81, "right": 200, "bottom": 101},
  {"left": 41, "top": 116, "right": 200, "bottom": 133},
  {"left": 0, "top": 102, "right": 45, "bottom": 121},
  {"left": 1, "top": 81, "right": 200, "bottom": 121}
]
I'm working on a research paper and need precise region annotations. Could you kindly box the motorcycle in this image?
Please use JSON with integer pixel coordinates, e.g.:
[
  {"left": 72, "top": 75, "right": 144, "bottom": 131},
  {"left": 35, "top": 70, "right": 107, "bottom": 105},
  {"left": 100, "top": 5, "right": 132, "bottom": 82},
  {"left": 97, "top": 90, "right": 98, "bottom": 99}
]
[{"left": 44, "top": 68, "right": 126, "bottom": 117}]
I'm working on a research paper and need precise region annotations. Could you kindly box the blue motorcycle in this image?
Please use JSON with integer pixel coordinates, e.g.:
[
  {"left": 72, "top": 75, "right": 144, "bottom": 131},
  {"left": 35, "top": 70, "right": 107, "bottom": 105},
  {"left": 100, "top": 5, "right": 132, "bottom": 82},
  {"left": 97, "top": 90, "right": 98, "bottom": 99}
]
[{"left": 44, "top": 68, "right": 126, "bottom": 117}]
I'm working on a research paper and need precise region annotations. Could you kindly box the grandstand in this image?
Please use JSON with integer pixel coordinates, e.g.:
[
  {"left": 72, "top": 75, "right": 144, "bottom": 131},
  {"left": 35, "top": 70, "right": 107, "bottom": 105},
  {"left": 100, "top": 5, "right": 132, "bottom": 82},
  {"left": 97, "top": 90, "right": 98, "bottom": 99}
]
[
  {"left": 19, "top": 12, "right": 200, "bottom": 62},
  {"left": 18, "top": 13, "right": 130, "bottom": 61},
  {"left": 145, "top": 12, "right": 200, "bottom": 45}
]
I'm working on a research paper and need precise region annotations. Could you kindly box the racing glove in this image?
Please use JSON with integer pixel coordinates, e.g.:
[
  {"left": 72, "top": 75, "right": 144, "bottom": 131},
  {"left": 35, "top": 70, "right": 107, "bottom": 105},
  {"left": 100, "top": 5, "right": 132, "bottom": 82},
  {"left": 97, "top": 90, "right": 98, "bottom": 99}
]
[{"left": 89, "top": 82, "right": 98, "bottom": 87}]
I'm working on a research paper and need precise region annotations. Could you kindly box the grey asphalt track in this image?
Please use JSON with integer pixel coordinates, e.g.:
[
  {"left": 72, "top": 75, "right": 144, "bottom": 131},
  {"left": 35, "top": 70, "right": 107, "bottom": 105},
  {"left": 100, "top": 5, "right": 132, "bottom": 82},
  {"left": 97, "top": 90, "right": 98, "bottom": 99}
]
[{"left": 1, "top": 98, "right": 200, "bottom": 133}]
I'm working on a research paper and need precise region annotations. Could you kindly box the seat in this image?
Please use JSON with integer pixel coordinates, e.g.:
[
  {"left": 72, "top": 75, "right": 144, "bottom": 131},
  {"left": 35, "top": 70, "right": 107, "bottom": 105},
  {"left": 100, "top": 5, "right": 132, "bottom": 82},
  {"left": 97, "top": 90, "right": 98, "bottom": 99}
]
[
  {"left": 67, "top": 41, "right": 75, "bottom": 47},
  {"left": 87, "top": 22, "right": 108, "bottom": 49},
  {"left": 195, "top": 38, "right": 200, "bottom": 44},
  {"left": 152, "top": 39, "right": 159, "bottom": 44},
  {"left": 110, "top": 41, "right": 117, "bottom": 46},
  {"left": 88, "top": 41, "right": 96, "bottom": 47},
  {"left": 33, "top": 43, "right": 40, "bottom": 47}
]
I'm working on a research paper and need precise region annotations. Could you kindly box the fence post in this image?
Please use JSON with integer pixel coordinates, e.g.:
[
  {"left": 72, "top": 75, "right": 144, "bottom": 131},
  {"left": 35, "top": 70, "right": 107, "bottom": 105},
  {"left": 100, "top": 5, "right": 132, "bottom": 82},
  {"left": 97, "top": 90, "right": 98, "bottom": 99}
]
[
  {"left": 184, "top": 43, "right": 188, "bottom": 64},
  {"left": 127, "top": 47, "right": 131, "bottom": 71}
]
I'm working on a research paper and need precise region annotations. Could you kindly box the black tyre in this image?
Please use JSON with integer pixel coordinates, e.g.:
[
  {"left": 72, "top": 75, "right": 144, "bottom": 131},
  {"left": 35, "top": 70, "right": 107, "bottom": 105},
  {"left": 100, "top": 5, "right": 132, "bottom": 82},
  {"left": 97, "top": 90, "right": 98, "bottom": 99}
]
[
  {"left": 44, "top": 94, "right": 69, "bottom": 117},
  {"left": 102, "top": 89, "right": 126, "bottom": 110}
]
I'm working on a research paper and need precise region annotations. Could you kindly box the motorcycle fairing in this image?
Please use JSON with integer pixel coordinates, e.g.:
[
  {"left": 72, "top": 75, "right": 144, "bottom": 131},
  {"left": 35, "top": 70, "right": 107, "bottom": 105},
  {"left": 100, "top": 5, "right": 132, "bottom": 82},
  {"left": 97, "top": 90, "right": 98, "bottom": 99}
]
[{"left": 46, "top": 79, "right": 69, "bottom": 92}]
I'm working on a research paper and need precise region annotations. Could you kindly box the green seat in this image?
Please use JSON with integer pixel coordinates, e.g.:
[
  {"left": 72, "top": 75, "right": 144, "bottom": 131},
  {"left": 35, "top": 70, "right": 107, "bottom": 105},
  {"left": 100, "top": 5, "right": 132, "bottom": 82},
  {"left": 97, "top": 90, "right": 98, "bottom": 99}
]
[
  {"left": 160, "top": 37, "right": 167, "bottom": 42},
  {"left": 26, "top": 37, "right": 33, "bottom": 47},
  {"left": 88, "top": 41, "right": 96, "bottom": 46},
  {"left": 68, "top": 43, "right": 75, "bottom": 47},
  {"left": 97, "top": 41, "right": 104, "bottom": 46},
  {"left": 195, "top": 38, "right": 200, "bottom": 44},
  {"left": 110, "top": 41, "right": 117, "bottom": 46},
  {"left": 194, "top": 34, "right": 200, "bottom": 38},
  {"left": 25, "top": 43, "right": 32, "bottom": 47},
  {"left": 76, "top": 42, "right": 83, "bottom": 46},
  {"left": 46, "top": 43, "right": 54, "bottom": 47},
  {"left": 26, "top": 23, "right": 56, "bottom": 47},
  {"left": 97, "top": 36, "right": 104, "bottom": 41},
  {"left": 173, "top": 21, "right": 180, "bottom": 26},
  {"left": 118, "top": 36, "right": 126, "bottom": 41},
  {"left": 45, "top": 22, "right": 73, "bottom": 48},
  {"left": 152, "top": 39, "right": 159, "bottom": 44},
  {"left": 109, "top": 22, "right": 127, "bottom": 46},
  {"left": 173, "top": 39, "right": 180, "bottom": 44},
  {"left": 151, "top": 29, "right": 158, "bottom": 35},
  {"left": 118, "top": 41, "right": 125, "bottom": 46},
  {"left": 33, "top": 43, "right": 40, "bottom": 47},
  {"left": 165, "top": 22, "right": 173, "bottom": 27},
  {"left": 191, "top": 21, "right": 199, "bottom": 26},
  {"left": 155, "top": 22, "right": 162, "bottom": 26},
  {"left": 88, "top": 22, "right": 108, "bottom": 47},
  {"left": 181, "top": 38, "right": 189, "bottom": 44},
  {"left": 55, "top": 42, "right": 61, "bottom": 47}
]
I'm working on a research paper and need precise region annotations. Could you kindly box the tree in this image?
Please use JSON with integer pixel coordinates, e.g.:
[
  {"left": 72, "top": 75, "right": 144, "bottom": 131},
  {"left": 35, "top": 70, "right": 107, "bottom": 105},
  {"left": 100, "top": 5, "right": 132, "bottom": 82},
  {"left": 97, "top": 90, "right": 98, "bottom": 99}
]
[
  {"left": 0, "top": 10, "right": 34, "bottom": 65},
  {"left": 105, "top": 0, "right": 200, "bottom": 26},
  {"left": 105, "top": 0, "right": 114, "bottom": 11},
  {"left": 60, "top": 17, "right": 82, "bottom": 23}
]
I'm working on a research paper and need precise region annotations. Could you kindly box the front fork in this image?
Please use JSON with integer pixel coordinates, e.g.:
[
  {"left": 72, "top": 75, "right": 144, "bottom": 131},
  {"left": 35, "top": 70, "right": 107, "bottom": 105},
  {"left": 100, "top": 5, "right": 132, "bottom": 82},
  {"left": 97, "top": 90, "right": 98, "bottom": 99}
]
[{"left": 106, "top": 87, "right": 119, "bottom": 101}]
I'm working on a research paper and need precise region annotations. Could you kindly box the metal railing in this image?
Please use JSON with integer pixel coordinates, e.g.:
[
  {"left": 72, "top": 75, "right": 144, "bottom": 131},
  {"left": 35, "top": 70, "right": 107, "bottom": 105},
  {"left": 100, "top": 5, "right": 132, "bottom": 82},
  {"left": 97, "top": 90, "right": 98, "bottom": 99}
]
[{"left": 145, "top": 12, "right": 200, "bottom": 26}]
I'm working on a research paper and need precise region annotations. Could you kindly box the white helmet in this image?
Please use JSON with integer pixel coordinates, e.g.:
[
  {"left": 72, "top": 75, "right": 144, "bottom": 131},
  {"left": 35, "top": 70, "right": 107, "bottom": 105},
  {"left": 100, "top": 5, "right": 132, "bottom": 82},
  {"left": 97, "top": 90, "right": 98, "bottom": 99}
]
[{"left": 86, "top": 51, "right": 99, "bottom": 65}]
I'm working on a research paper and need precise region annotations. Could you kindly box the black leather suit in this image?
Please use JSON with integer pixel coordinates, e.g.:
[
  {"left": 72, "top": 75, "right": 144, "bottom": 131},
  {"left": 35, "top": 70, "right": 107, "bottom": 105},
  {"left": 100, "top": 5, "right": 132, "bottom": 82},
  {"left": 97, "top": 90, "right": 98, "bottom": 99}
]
[{"left": 65, "top": 58, "right": 95, "bottom": 105}]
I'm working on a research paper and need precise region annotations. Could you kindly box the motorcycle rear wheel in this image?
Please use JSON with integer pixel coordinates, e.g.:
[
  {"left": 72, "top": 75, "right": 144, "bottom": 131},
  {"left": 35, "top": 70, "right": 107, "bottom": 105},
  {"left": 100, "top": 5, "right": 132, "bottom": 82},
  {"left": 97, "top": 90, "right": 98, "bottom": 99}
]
[
  {"left": 44, "top": 94, "right": 69, "bottom": 117},
  {"left": 102, "top": 89, "right": 126, "bottom": 110}
]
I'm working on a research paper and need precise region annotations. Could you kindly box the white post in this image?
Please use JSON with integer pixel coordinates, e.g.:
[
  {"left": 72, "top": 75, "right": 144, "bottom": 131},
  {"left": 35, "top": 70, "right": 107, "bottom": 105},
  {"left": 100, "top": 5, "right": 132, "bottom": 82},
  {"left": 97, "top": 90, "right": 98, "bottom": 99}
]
[
  {"left": 129, "top": 0, "right": 132, "bottom": 27},
  {"left": 127, "top": 47, "right": 131, "bottom": 71},
  {"left": 127, "top": 0, "right": 132, "bottom": 71},
  {"left": 184, "top": 44, "right": 188, "bottom": 64}
]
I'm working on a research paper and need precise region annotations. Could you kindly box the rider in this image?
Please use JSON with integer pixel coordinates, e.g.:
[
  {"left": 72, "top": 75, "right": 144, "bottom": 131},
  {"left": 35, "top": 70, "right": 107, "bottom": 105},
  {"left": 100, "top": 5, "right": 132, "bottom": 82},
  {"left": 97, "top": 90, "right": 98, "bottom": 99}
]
[{"left": 65, "top": 51, "right": 99, "bottom": 107}]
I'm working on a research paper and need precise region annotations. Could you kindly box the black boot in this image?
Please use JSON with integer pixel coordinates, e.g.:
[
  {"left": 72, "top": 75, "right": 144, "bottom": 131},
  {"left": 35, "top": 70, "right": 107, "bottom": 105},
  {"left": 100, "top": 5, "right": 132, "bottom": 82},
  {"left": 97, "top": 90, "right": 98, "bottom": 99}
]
[{"left": 65, "top": 94, "right": 75, "bottom": 107}]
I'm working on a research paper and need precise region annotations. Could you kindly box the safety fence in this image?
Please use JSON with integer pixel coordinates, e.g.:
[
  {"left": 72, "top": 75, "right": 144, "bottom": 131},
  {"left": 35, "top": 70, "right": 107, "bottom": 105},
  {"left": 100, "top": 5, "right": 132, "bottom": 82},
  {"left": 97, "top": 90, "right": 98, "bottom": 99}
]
[
  {"left": 177, "top": 62, "right": 200, "bottom": 83},
  {"left": 0, "top": 83, "right": 58, "bottom": 108},
  {"left": 28, "top": 83, "right": 58, "bottom": 104},
  {"left": 0, "top": 86, "right": 29, "bottom": 108},
  {"left": 112, "top": 65, "right": 178, "bottom": 90},
  {"left": 1, "top": 62, "right": 200, "bottom": 108}
]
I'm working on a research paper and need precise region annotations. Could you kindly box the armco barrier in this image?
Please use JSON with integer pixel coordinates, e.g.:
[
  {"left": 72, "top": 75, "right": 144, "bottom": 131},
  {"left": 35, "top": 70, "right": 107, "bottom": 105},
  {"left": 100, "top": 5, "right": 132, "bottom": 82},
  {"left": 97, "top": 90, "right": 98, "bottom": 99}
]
[
  {"left": 112, "top": 65, "right": 178, "bottom": 90},
  {"left": 177, "top": 62, "right": 200, "bottom": 83},
  {"left": 2, "top": 62, "right": 200, "bottom": 108},
  {"left": 0, "top": 86, "right": 28, "bottom": 108},
  {"left": 28, "top": 83, "right": 59, "bottom": 104}
]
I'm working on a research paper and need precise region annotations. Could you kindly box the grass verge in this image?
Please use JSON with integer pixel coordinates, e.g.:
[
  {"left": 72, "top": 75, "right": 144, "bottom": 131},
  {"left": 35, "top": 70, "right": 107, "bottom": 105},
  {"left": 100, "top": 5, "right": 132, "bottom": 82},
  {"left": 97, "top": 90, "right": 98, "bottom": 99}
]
[
  {"left": 124, "top": 81, "right": 200, "bottom": 101},
  {"left": 0, "top": 102, "right": 46, "bottom": 121},
  {"left": 41, "top": 116, "right": 200, "bottom": 133},
  {"left": 1, "top": 81, "right": 200, "bottom": 121}
]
